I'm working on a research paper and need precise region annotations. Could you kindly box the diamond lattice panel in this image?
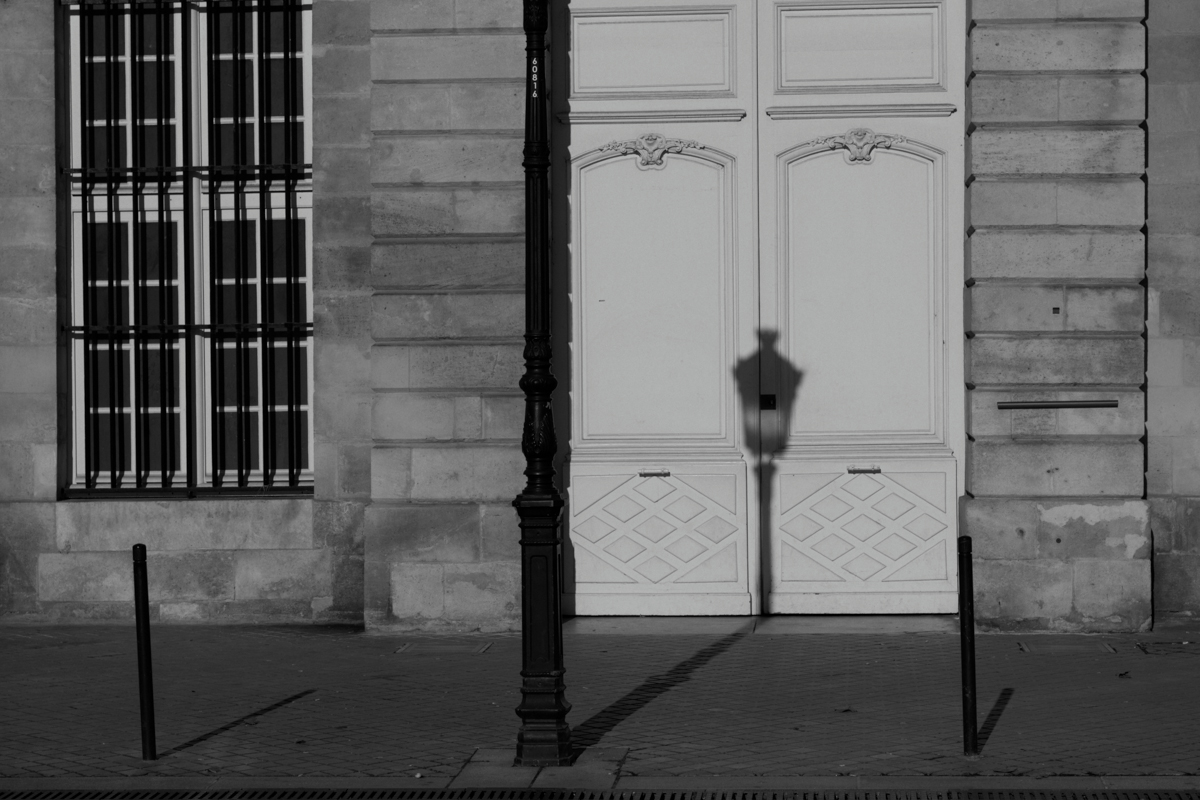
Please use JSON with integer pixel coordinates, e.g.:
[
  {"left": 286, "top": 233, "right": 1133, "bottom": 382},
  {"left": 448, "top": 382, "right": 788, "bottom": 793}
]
[
  {"left": 774, "top": 468, "right": 953, "bottom": 593},
  {"left": 570, "top": 471, "right": 746, "bottom": 591}
]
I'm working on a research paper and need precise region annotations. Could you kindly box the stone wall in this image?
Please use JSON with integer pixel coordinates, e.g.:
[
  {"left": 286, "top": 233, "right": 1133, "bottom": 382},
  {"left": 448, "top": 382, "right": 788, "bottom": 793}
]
[
  {"left": 1147, "top": 0, "right": 1200, "bottom": 622},
  {"left": 0, "top": 0, "right": 57, "bottom": 616},
  {"left": 965, "top": 0, "right": 1151, "bottom": 630},
  {"left": 363, "top": 0, "right": 527, "bottom": 631}
]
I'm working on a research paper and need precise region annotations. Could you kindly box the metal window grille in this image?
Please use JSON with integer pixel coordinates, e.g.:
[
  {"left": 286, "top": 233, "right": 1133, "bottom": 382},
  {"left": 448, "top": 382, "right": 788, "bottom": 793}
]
[{"left": 66, "top": 0, "right": 313, "bottom": 496}]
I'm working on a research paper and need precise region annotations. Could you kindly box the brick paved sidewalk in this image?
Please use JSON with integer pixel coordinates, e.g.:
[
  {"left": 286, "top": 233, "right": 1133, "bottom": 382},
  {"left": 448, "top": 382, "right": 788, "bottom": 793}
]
[{"left": 2, "top": 618, "right": 1200, "bottom": 786}]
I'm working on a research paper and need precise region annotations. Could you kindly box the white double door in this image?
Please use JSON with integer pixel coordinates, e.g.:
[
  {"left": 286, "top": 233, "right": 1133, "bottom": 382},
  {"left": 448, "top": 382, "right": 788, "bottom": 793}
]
[{"left": 559, "top": 0, "right": 966, "bottom": 615}]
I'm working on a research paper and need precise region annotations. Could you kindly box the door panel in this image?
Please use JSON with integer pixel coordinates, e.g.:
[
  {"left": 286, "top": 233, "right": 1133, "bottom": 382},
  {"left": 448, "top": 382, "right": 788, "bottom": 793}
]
[
  {"left": 562, "top": 0, "right": 760, "bottom": 616},
  {"left": 562, "top": 0, "right": 965, "bottom": 615}
]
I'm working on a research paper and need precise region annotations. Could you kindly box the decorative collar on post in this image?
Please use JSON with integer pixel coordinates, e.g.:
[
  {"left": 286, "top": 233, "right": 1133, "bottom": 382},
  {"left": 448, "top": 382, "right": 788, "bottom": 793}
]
[{"left": 513, "top": 0, "right": 573, "bottom": 767}]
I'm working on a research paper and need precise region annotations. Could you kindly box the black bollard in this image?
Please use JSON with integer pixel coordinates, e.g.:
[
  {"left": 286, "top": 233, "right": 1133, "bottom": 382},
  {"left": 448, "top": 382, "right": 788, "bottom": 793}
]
[
  {"left": 957, "top": 535, "right": 978, "bottom": 756},
  {"left": 132, "top": 544, "right": 157, "bottom": 760}
]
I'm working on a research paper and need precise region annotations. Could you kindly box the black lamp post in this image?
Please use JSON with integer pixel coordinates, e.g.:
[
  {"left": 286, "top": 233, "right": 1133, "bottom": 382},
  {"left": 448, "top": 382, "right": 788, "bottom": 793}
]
[{"left": 513, "top": 0, "right": 573, "bottom": 767}]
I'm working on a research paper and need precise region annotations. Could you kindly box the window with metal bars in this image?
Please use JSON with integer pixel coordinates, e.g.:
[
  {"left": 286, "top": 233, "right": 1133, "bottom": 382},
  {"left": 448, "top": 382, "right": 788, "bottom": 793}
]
[{"left": 66, "top": 0, "right": 313, "bottom": 496}]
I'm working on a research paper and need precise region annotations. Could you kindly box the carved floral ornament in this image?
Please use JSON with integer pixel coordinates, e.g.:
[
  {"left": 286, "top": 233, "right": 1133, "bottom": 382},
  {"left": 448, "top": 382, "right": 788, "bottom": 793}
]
[
  {"left": 600, "top": 133, "right": 704, "bottom": 169},
  {"left": 800, "top": 128, "right": 906, "bottom": 164}
]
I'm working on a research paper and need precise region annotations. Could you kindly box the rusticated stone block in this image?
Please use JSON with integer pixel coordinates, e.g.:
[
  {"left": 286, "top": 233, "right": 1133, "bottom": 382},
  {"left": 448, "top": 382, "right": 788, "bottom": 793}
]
[
  {"left": 38, "top": 552, "right": 132, "bottom": 602},
  {"left": 371, "top": 344, "right": 524, "bottom": 390},
  {"left": 970, "top": 285, "right": 1063, "bottom": 331},
  {"left": 0, "top": 393, "right": 55, "bottom": 443},
  {"left": 964, "top": 74, "right": 1142, "bottom": 124},
  {"left": 969, "top": 336, "right": 1144, "bottom": 384},
  {"left": 481, "top": 504, "right": 521, "bottom": 561},
  {"left": 971, "top": 441, "right": 1144, "bottom": 496},
  {"left": 410, "top": 445, "right": 525, "bottom": 502},
  {"left": 969, "top": 230, "right": 1144, "bottom": 280},
  {"left": 371, "top": 240, "right": 523, "bottom": 289},
  {"left": 971, "top": 129, "right": 1144, "bottom": 176},
  {"left": 970, "top": 178, "right": 1144, "bottom": 227},
  {"left": 1064, "top": 286, "right": 1143, "bottom": 332},
  {"left": 370, "top": 83, "right": 523, "bottom": 132},
  {"left": 973, "top": 0, "right": 1146, "bottom": 19},
  {"left": 965, "top": 498, "right": 1041, "bottom": 559},
  {"left": 56, "top": 499, "right": 313, "bottom": 552},
  {"left": 0, "top": 346, "right": 54, "bottom": 394},
  {"left": 972, "top": 23, "right": 1144, "bottom": 72},
  {"left": 970, "top": 390, "right": 1144, "bottom": 437},
  {"left": 372, "top": 136, "right": 523, "bottom": 184},
  {"left": 234, "top": 549, "right": 331, "bottom": 601},
  {"left": 1035, "top": 499, "right": 1150, "bottom": 559},
  {"left": 1155, "top": 553, "right": 1200, "bottom": 611},
  {"left": 366, "top": 503, "right": 481, "bottom": 563},
  {"left": 371, "top": 293, "right": 522, "bottom": 339},
  {"left": 975, "top": 559, "right": 1073, "bottom": 624},
  {"left": 372, "top": 187, "right": 524, "bottom": 236},
  {"left": 483, "top": 395, "right": 524, "bottom": 439},
  {"left": 148, "top": 552, "right": 235, "bottom": 602},
  {"left": 390, "top": 561, "right": 445, "bottom": 619},
  {"left": 1073, "top": 558, "right": 1151, "bottom": 627},
  {"left": 443, "top": 561, "right": 520, "bottom": 623},
  {"left": 371, "top": 34, "right": 523, "bottom": 82}
]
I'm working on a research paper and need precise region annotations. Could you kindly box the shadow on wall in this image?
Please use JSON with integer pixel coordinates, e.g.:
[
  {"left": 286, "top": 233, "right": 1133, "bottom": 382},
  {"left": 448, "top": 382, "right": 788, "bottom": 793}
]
[{"left": 732, "top": 328, "right": 803, "bottom": 608}]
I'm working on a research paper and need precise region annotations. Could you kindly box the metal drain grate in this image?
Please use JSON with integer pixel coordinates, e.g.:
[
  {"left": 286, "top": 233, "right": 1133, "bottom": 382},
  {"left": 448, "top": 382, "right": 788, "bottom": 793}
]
[
  {"left": 2, "top": 791, "right": 1199, "bottom": 800},
  {"left": 1016, "top": 641, "right": 1118, "bottom": 653}
]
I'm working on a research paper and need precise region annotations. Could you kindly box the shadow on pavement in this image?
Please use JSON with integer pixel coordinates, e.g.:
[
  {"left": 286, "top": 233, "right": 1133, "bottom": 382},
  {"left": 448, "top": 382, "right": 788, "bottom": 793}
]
[
  {"left": 160, "top": 689, "right": 317, "bottom": 757},
  {"left": 977, "top": 687, "right": 1015, "bottom": 752},
  {"left": 570, "top": 629, "right": 751, "bottom": 758}
]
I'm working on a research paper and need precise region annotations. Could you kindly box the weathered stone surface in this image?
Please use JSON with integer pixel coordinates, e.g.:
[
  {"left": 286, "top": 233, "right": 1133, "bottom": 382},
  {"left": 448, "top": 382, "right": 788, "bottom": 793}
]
[
  {"left": 0, "top": 246, "right": 54, "bottom": 296},
  {"left": 370, "top": 83, "right": 523, "bottom": 132},
  {"left": 390, "top": 562, "right": 445, "bottom": 619},
  {"left": 973, "top": 0, "right": 1146, "bottom": 19},
  {"left": 371, "top": 293, "right": 522, "bottom": 339},
  {"left": 456, "top": 0, "right": 521, "bottom": 28},
  {"left": 372, "top": 34, "right": 523, "bottom": 82},
  {"left": 313, "top": 391, "right": 372, "bottom": 444},
  {"left": 969, "top": 178, "right": 1144, "bottom": 226},
  {"left": 148, "top": 552, "right": 235, "bottom": 602},
  {"left": 971, "top": 441, "right": 1144, "bottom": 496},
  {"left": 372, "top": 136, "right": 523, "bottom": 184},
  {"left": 0, "top": 297, "right": 54, "bottom": 345},
  {"left": 975, "top": 559, "right": 1073, "bottom": 624},
  {"left": 0, "top": 145, "right": 54, "bottom": 196},
  {"left": 312, "top": 47, "right": 370, "bottom": 96},
  {"left": 971, "top": 285, "right": 1063, "bottom": 331},
  {"left": 371, "top": 344, "right": 524, "bottom": 390},
  {"left": 56, "top": 500, "right": 314, "bottom": 552},
  {"left": 443, "top": 561, "right": 520, "bottom": 622},
  {"left": 970, "top": 390, "right": 1144, "bottom": 437},
  {"left": 1065, "top": 286, "right": 1144, "bottom": 332},
  {"left": 1036, "top": 500, "right": 1150, "bottom": 559},
  {"left": 1059, "top": 75, "right": 1147, "bottom": 122},
  {"left": 969, "top": 336, "right": 1144, "bottom": 384},
  {"left": 1148, "top": 0, "right": 1200, "bottom": 34},
  {"left": 337, "top": 442, "right": 372, "bottom": 498},
  {"left": 481, "top": 504, "right": 521, "bottom": 561},
  {"left": 409, "top": 446, "right": 525, "bottom": 502},
  {"left": 1151, "top": 131, "right": 1200, "bottom": 184},
  {"left": 371, "top": 0, "right": 452, "bottom": 30},
  {"left": 314, "top": 148, "right": 371, "bottom": 196},
  {"left": 1148, "top": 436, "right": 1173, "bottom": 495},
  {"left": 969, "top": 230, "right": 1145, "bottom": 280},
  {"left": 972, "top": 23, "right": 1144, "bottom": 72},
  {"left": 0, "top": 49, "right": 53, "bottom": 99},
  {"left": 370, "top": 447, "right": 412, "bottom": 499},
  {"left": 965, "top": 499, "right": 1041, "bottom": 559},
  {"left": 38, "top": 552, "right": 132, "bottom": 602},
  {"left": 0, "top": 442, "right": 54, "bottom": 501},
  {"left": 314, "top": 0, "right": 370, "bottom": 46},
  {"left": 315, "top": 289, "right": 374, "bottom": 339},
  {"left": 0, "top": 0, "right": 53, "bottom": 51},
  {"left": 371, "top": 240, "right": 523, "bottom": 289},
  {"left": 373, "top": 393, "right": 483, "bottom": 440},
  {"left": 316, "top": 339, "right": 371, "bottom": 392},
  {"left": 0, "top": 501, "right": 54, "bottom": 612},
  {"left": 971, "top": 129, "right": 1145, "bottom": 175},
  {"left": 234, "top": 548, "right": 331, "bottom": 600},
  {"left": 366, "top": 503, "right": 481, "bottom": 563},
  {"left": 482, "top": 395, "right": 523, "bottom": 440},
  {"left": 1150, "top": 387, "right": 1200, "bottom": 435},
  {"left": 1150, "top": 495, "right": 1179, "bottom": 552},
  {"left": 1072, "top": 558, "right": 1151, "bottom": 626},
  {"left": 1149, "top": 184, "right": 1200, "bottom": 234},
  {"left": 372, "top": 188, "right": 523, "bottom": 236},
  {"left": 1149, "top": 84, "right": 1200, "bottom": 133},
  {"left": 1155, "top": 553, "right": 1200, "bottom": 610},
  {"left": 1148, "top": 35, "right": 1200, "bottom": 84},
  {"left": 0, "top": 393, "right": 55, "bottom": 443},
  {"left": 0, "top": 346, "right": 54, "bottom": 393},
  {"left": 314, "top": 96, "right": 371, "bottom": 148},
  {"left": 1149, "top": 337, "right": 1183, "bottom": 386}
]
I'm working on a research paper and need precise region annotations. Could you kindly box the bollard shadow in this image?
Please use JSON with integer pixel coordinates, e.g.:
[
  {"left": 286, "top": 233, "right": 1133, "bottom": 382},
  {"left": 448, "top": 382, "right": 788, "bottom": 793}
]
[
  {"left": 158, "top": 688, "right": 316, "bottom": 757},
  {"left": 570, "top": 628, "right": 750, "bottom": 756},
  {"left": 976, "top": 687, "right": 1014, "bottom": 752},
  {"left": 732, "top": 329, "right": 803, "bottom": 613}
]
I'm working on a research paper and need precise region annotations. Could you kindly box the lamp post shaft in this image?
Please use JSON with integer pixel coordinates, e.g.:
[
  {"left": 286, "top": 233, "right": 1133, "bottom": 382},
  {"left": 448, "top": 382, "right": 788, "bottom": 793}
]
[{"left": 513, "top": 0, "right": 572, "bottom": 767}]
